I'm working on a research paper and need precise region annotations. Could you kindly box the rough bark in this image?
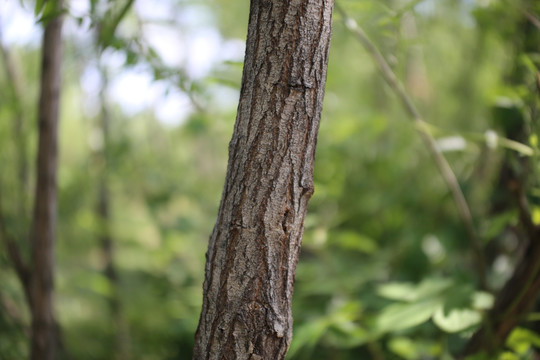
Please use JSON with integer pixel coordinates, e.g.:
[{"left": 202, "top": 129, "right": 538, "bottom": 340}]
[
  {"left": 193, "top": 0, "right": 334, "bottom": 359},
  {"left": 30, "top": 3, "right": 64, "bottom": 359}
]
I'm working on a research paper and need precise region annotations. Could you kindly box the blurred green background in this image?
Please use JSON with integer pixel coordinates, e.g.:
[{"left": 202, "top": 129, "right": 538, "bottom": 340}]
[{"left": 1, "top": 0, "right": 539, "bottom": 359}]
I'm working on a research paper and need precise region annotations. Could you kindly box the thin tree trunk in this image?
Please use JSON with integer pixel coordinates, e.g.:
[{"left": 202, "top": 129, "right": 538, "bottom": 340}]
[
  {"left": 461, "top": 228, "right": 540, "bottom": 357},
  {"left": 193, "top": 0, "right": 334, "bottom": 359},
  {"left": 0, "top": 23, "right": 29, "bottom": 215},
  {"left": 461, "top": 3, "right": 540, "bottom": 356},
  {"left": 97, "top": 161, "right": 131, "bottom": 360},
  {"left": 30, "top": 3, "right": 64, "bottom": 359},
  {"left": 96, "top": 66, "right": 131, "bottom": 360}
]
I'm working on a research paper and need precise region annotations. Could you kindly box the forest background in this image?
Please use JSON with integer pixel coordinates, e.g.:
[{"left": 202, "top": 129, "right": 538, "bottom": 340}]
[{"left": 1, "top": 0, "right": 540, "bottom": 359}]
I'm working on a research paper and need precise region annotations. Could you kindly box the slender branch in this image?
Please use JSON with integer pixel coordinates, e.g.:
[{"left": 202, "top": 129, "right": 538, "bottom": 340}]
[
  {"left": 335, "top": 4, "right": 487, "bottom": 289},
  {"left": 99, "top": 0, "right": 135, "bottom": 46},
  {"left": 0, "top": 25, "right": 33, "bottom": 308},
  {"left": 0, "top": 26, "right": 33, "bottom": 310},
  {"left": 96, "top": 62, "right": 132, "bottom": 360},
  {"left": 460, "top": 141, "right": 540, "bottom": 356},
  {"left": 0, "top": 19, "right": 29, "bottom": 217},
  {"left": 110, "top": 0, "right": 135, "bottom": 34},
  {"left": 461, "top": 229, "right": 540, "bottom": 357},
  {"left": 514, "top": 184, "right": 536, "bottom": 241},
  {"left": 134, "top": 16, "right": 205, "bottom": 113},
  {"left": 0, "top": 188, "right": 31, "bottom": 308},
  {"left": 522, "top": 9, "right": 540, "bottom": 30},
  {"left": 0, "top": 195, "right": 71, "bottom": 360}
]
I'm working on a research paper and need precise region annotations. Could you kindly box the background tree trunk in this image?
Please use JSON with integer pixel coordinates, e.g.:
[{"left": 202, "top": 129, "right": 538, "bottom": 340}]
[
  {"left": 0, "top": 23, "right": 29, "bottom": 217},
  {"left": 460, "top": 3, "right": 540, "bottom": 356},
  {"left": 193, "top": 0, "right": 334, "bottom": 359},
  {"left": 96, "top": 64, "right": 131, "bottom": 360},
  {"left": 30, "top": 3, "right": 64, "bottom": 359}
]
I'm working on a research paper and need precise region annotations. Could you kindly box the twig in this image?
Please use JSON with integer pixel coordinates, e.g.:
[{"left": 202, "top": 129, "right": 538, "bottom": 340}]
[
  {"left": 522, "top": 9, "right": 540, "bottom": 30},
  {"left": 335, "top": 3, "right": 487, "bottom": 289},
  {"left": 514, "top": 185, "right": 537, "bottom": 240},
  {"left": 99, "top": 0, "right": 135, "bottom": 45}
]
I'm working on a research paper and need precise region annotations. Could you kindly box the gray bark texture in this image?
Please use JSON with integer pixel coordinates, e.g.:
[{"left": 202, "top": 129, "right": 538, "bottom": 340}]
[
  {"left": 30, "top": 3, "right": 64, "bottom": 359},
  {"left": 193, "top": 0, "right": 334, "bottom": 359}
]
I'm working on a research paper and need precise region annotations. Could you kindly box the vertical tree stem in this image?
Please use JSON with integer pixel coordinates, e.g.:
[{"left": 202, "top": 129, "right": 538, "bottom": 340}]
[
  {"left": 0, "top": 23, "right": 29, "bottom": 216},
  {"left": 96, "top": 63, "right": 131, "bottom": 360},
  {"left": 193, "top": 0, "right": 334, "bottom": 358},
  {"left": 30, "top": 3, "right": 64, "bottom": 359}
]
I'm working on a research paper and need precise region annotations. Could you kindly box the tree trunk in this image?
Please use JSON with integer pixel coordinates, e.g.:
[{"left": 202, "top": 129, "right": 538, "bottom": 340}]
[
  {"left": 96, "top": 65, "right": 131, "bottom": 360},
  {"left": 0, "top": 23, "right": 29, "bottom": 215},
  {"left": 192, "top": 0, "right": 334, "bottom": 359},
  {"left": 30, "top": 3, "right": 64, "bottom": 359},
  {"left": 460, "top": 4, "right": 540, "bottom": 356},
  {"left": 460, "top": 228, "right": 540, "bottom": 357}
]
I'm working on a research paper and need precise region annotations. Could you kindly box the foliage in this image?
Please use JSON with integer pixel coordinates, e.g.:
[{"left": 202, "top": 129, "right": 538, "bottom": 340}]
[{"left": 0, "top": 0, "right": 539, "bottom": 359}]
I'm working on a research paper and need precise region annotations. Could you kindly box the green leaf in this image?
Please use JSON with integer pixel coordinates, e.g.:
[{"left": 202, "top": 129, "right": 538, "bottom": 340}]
[
  {"left": 472, "top": 292, "right": 494, "bottom": 310},
  {"left": 432, "top": 306, "right": 481, "bottom": 333},
  {"left": 73, "top": 271, "right": 112, "bottom": 298},
  {"left": 330, "top": 230, "right": 378, "bottom": 253},
  {"left": 520, "top": 53, "right": 539, "bottom": 74},
  {"left": 377, "top": 282, "right": 417, "bottom": 301},
  {"left": 223, "top": 60, "right": 244, "bottom": 68},
  {"left": 506, "top": 327, "right": 540, "bottom": 355},
  {"left": 288, "top": 318, "right": 329, "bottom": 358},
  {"left": 414, "top": 278, "right": 453, "bottom": 299},
  {"left": 441, "top": 282, "right": 475, "bottom": 314},
  {"left": 99, "top": 0, "right": 135, "bottom": 48},
  {"left": 326, "top": 326, "right": 369, "bottom": 348},
  {"left": 531, "top": 206, "right": 540, "bottom": 226},
  {"left": 147, "top": 46, "right": 160, "bottom": 60},
  {"left": 375, "top": 299, "right": 440, "bottom": 333},
  {"left": 499, "top": 352, "right": 520, "bottom": 360},
  {"left": 482, "top": 211, "right": 517, "bottom": 240},
  {"left": 377, "top": 277, "right": 453, "bottom": 302},
  {"left": 125, "top": 50, "right": 138, "bottom": 66},
  {"left": 526, "top": 312, "right": 540, "bottom": 322},
  {"left": 497, "top": 137, "right": 534, "bottom": 156},
  {"left": 388, "top": 337, "right": 422, "bottom": 360},
  {"left": 36, "top": 0, "right": 65, "bottom": 25},
  {"left": 34, "top": 0, "right": 46, "bottom": 16}
]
